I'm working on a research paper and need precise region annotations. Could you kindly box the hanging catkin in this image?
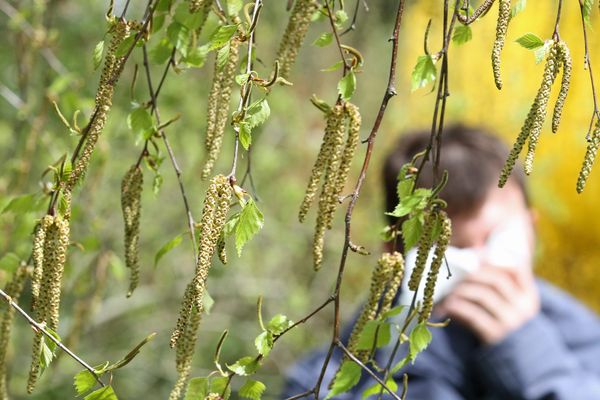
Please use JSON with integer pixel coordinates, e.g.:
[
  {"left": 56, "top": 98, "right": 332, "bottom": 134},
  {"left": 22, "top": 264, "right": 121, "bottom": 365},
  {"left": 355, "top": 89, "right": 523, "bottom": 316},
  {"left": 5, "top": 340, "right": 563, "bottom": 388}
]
[
  {"left": 377, "top": 252, "right": 405, "bottom": 317},
  {"left": 300, "top": 103, "right": 361, "bottom": 270},
  {"left": 121, "top": 165, "right": 143, "bottom": 297},
  {"left": 202, "top": 38, "right": 240, "bottom": 180},
  {"left": 457, "top": 0, "right": 495, "bottom": 24},
  {"left": 577, "top": 120, "right": 600, "bottom": 193},
  {"left": 31, "top": 216, "right": 53, "bottom": 309},
  {"left": 169, "top": 175, "right": 231, "bottom": 400},
  {"left": 66, "top": 19, "right": 130, "bottom": 191},
  {"left": 491, "top": 0, "right": 511, "bottom": 90},
  {"left": 276, "top": 0, "right": 318, "bottom": 79},
  {"left": 419, "top": 212, "right": 451, "bottom": 323},
  {"left": 552, "top": 41, "right": 572, "bottom": 133},
  {"left": 407, "top": 212, "right": 436, "bottom": 291},
  {"left": 28, "top": 214, "right": 70, "bottom": 393},
  {"left": 0, "top": 265, "right": 30, "bottom": 400}
]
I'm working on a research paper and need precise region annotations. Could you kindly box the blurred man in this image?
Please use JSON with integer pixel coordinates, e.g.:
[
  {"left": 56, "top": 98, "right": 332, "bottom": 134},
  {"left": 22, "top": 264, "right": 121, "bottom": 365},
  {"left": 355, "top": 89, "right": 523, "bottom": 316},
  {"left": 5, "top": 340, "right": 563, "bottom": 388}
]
[{"left": 283, "top": 125, "right": 600, "bottom": 399}]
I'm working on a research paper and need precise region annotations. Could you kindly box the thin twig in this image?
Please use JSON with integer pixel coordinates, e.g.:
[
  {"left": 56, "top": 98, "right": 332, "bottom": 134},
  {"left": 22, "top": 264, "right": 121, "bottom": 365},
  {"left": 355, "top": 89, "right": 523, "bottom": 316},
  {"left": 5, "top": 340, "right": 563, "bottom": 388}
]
[
  {"left": 578, "top": 0, "right": 600, "bottom": 140},
  {"left": 0, "top": 288, "right": 105, "bottom": 387},
  {"left": 324, "top": 2, "right": 350, "bottom": 74}
]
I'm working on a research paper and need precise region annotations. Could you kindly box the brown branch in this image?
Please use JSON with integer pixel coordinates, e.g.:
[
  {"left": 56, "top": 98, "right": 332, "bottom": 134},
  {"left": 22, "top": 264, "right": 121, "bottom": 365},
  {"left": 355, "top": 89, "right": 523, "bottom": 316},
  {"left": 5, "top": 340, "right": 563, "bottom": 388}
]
[
  {"left": 0, "top": 288, "right": 105, "bottom": 387},
  {"left": 324, "top": 1, "right": 350, "bottom": 75},
  {"left": 578, "top": 0, "right": 600, "bottom": 140}
]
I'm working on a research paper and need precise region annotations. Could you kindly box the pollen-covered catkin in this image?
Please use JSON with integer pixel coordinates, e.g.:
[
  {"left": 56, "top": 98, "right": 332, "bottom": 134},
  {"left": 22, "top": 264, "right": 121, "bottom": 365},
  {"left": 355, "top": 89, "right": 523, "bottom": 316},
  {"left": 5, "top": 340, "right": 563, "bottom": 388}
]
[
  {"left": 377, "top": 252, "right": 405, "bottom": 317},
  {"left": 298, "top": 105, "right": 344, "bottom": 223},
  {"left": 0, "top": 265, "right": 30, "bottom": 400},
  {"left": 491, "top": 0, "right": 511, "bottom": 90},
  {"left": 346, "top": 255, "right": 393, "bottom": 361},
  {"left": 121, "top": 165, "right": 143, "bottom": 297},
  {"left": 277, "top": 0, "right": 318, "bottom": 79},
  {"left": 419, "top": 212, "right": 451, "bottom": 323},
  {"left": 67, "top": 20, "right": 130, "bottom": 190},
  {"left": 217, "top": 234, "right": 227, "bottom": 265},
  {"left": 408, "top": 212, "right": 436, "bottom": 291},
  {"left": 202, "top": 38, "right": 240, "bottom": 180},
  {"left": 577, "top": 120, "right": 600, "bottom": 193},
  {"left": 31, "top": 216, "right": 52, "bottom": 309},
  {"left": 552, "top": 41, "right": 572, "bottom": 134},
  {"left": 525, "top": 42, "right": 560, "bottom": 174}
]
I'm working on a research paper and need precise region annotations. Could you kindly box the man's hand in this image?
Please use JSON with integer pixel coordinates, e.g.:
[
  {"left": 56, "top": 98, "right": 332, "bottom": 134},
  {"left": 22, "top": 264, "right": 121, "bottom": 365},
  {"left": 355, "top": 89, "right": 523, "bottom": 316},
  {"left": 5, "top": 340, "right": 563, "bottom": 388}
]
[{"left": 436, "top": 265, "right": 540, "bottom": 345}]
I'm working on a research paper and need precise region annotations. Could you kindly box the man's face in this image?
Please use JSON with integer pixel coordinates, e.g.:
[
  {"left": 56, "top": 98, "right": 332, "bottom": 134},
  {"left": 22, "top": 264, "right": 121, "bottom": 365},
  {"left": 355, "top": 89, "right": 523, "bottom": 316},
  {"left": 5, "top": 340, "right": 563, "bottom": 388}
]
[{"left": 449, "top": 181, "right": 534, "bottom": 253}]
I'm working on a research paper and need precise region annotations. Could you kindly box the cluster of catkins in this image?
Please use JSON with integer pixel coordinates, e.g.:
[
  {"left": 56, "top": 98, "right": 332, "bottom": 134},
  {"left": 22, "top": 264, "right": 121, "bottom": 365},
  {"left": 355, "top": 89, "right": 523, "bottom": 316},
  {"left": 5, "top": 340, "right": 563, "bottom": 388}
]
[
  {"left": 299, "top": 102, "right": 361, "bottom": 270},
  {"left": 202, "top": 37, "right": 241, "bottom": 179},
  {"left": 121, "top": 165, "right": 144, "bottom": 297},
  {"left": 169, "top": 175, "right": 232, "bottom": 400},
  {"left": 28, "top": 215, "right": 70, "bottom": 393},
  {"left": 577, "top": 119, "right": 600, "bottom": 193},
  {"left": 346, "top": 252, "right": 405, "bottom": 362},
  {"left": 406, "top": 211, "right": 452, "bottom": 323},
  {"left": 0, "top": 265, "right": 30, "bottom": 399},
  {"left": 276, "top": 0, "right": 318, "bottom": 79},
  {"left": 499, "top": 40, "right": 572, "bottom": 187}
]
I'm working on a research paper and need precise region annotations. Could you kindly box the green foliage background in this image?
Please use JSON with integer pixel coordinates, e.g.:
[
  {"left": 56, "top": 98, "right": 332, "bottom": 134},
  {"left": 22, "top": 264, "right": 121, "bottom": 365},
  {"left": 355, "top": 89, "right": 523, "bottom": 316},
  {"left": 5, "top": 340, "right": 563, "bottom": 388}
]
[{"left": 0, "top": 1, "right": 599, "bottom": 398}]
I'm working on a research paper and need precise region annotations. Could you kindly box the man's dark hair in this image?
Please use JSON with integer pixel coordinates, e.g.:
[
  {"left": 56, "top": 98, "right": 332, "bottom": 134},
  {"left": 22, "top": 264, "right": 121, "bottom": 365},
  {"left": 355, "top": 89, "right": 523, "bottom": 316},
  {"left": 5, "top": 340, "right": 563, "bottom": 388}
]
[{"left": 383, "top": 124, "right": 528, "bottom": 220}]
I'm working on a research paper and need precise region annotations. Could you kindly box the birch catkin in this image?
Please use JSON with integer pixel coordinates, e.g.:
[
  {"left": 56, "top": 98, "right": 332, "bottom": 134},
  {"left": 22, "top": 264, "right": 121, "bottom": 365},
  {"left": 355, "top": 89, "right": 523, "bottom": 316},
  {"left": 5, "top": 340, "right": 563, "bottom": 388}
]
[
  {"left": 169, "top": 175, "right": 231, "bottom": 400},
  {"left": 378, "top": 252, "right": 405, "bottom": 317},
  {"left": 408, "top": 212, "right": 436, "bottom": 291},
  {"left": 552, "top": 41, "right": 572, "bottom": 134},
  {"left": 31, "top": 216, "right": 52, "bottom": 309},
  {"left": 277, "top": 0, "right": 318, "bottom": 79},
  {"left": 121, "top": 165, "right": 143, "bottom": 297},
  {"left": 202, "top": 38, "right": 240, "bottom": 180},
  {"left": 419, "top": 212, "right": 451, "bottom": 323},
  {"left": 491, "top": 0, "right": 511, "bottom": 90},
  {"left": 577, "top": 120, "right": 600, "bottom": 193}
]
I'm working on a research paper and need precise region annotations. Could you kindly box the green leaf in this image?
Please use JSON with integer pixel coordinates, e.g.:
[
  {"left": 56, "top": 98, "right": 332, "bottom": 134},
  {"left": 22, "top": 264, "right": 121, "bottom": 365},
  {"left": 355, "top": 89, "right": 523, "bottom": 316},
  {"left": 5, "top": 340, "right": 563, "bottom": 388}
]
[
  {"left": 246, "top": 99, "right": 270, "bottom": 130},
  {"left": 209, "top": 25, "right": 238, "bottom": 50},
  {"left": 390, "top": 355, "right": 410, "bottom": 373},
  {"left": 335, "top": 10, "right": 349, "bottom": 24},
  {"left": 266, "top": 314, "right": 293, "bottom": 335},
  {"left": 185, "top": 45, "right": 209, "bottom": 67},
  {"left": 167, "top": 22, "right": 190, "bottom": 56},
  {"left": 534, "top": 40, "right": 552, "bottom": 64},
  {"left": 325, "top": 361, "right": 362, "bottom": 399},
  {"left": 154, "top": 234, "right": 183, "bottom": 267},
  {"left": 409, "top": 322, "right": 432, "bottom": 362},
  {"left": 452, "top": 25, "right": 472, "bottom": 45},
  {"left": 216, "top": 43, "right": 231, "bottom": 70},
  {"left": 321, "top": 60, "right": 344, "bottom": 72},
  {"left": 106, "top": 333, "right": 156, "bottom": 372},
  {"left": 152, "top": 13, "right": 166, "bottom": 33},
  {"left": 174, "top": 3, "right": 205, "bottom": 30},
  {"left": 515, "top": 33, "right": 544, "bottom": 50},
  {"left": 361, "top": 378, "right": 398, "bottom": 399},
  {"left": 210, "top": 377, "right": 231, "bottom": 399},
  {"left": 381, "top": 305, "right": 405, "bottom": 319},
  {"left": 150, "top": 39, "right": 173, "bottom": 64},
  {"left": 356, "top": 321, "right": 391, "bottom": 350},
  {"left": 127, "top": 107, "right": 155, "bottom": 140},
  {"left": 337, "top": 70, "right": 356, "bottom": 101},
  {"left": 239, "top": 379, "right": 266, "bottom": 400},
  {"left": 115, "top": 35, "right": 136, "bottom": 58},
  {"left": 184, "top": 377, "right": 209, "bottom": 400},
  {"left": 386, "top": 189, "right": 431, "bottom": 218},
  {"left": 84, "top": 385, "right": 118, "bottom": 400},
  {"left": 0, "top": 253, "right": 20, "bottom": 273},
  {"left": 411, "top": 55, "right": 437, "bottom": 92},
  {"left": 40, "top": 328, "right": 61, "bottom": 374},
  {"left": 74, "top": 370, "right": 97, "bottom": 396},
  {"left": 227, "top": 0, "right": 244, "bottom": 16},
  {"left": 402, "top": 214, "right": 424, "bottom": 251},
  {"left": 235, "top": 198, "right": 264, "bottom": 256},
  {"left": 239, "top": 122, "right": 252, "bottom": 150},
  {"left": 93, "top": 41, "right": 104, "bottom": 70},
  {"left": 227, "top": 356, "right": 259, "bottom": 376},
  {"left": 254, "top": 331, "right": 274, "bottom": 357},
  {"left": 153, "top": 173, "right": 164, "bottom": 195},
  {"left": 511, "top": 0, "right": 527, "bottom": 17},
  {"left": 583, "top": 0, "right": 594, "bottom": 25},
  {"left": 312, "top": 32, "right": 333, "bottom": 47}
]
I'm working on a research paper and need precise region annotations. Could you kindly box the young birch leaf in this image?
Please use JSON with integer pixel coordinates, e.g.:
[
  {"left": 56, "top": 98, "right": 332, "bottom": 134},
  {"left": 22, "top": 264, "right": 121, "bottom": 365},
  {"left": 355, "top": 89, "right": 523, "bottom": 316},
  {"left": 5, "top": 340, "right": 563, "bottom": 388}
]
[
  {"left": 184, "top": 377, "right": 209, "bottom": 400},
  {"left": 40, "top": 328, "right": 61, "bottom": 373},
  {"left": 167, "top": 22, "right": 190, "bottom": 55},
  {"left": 235, "top": 199, "right": 264, "bottom": 256},
  {"left": 216, "top": 43, "right": 231, "bottom": 70},
  {"left": 254, "top": 331, "right": 273, "bottom": 357},
  {"left": 312, "top": 32, "right": 333, "bottom": 47},
  {"left": 452, "top": 25, "right": 472, "bottom": 45},
  {"left": 154, "top": 234, "right": 183, "bottom": 267},
  {"left": 325, "top": 361, "right": 362, "bottom": 399},
  {"left": 515, "top": 33, "right": 544, "bottom": 50},
  {"left": 93, "top": 41, "right": 104, "bottom": 70},
  {"left": 247, "top": 99, "right": 270, "bottom": 129},
  {"left": 210, "top": 377, "right": 231, "bottom": 399},
  {"left": 127, "top": 107, "right": 155, "bottom": 140},
  {"left": 402, "top": 214, "right": 424, "bottom": 251},
  {"left": 239, "top": 122, "right": 252, "bottom": 150},
  {"left": 84, "top": 385, "right": 118, "bottom": 400},
  {"left": 150, "top": 39, "right": 173, "bottom": 64},
  {"left": 266, "top": 314, "right": 293, "bottom": 335},
  {"left": 583, "top": 0, "right": 593, "bottom": 26},
  {"left": 356, "top": 321, "right": 391, "bottom": 350},
  {"left": 74, "top": 370, "right": 97, "bottom": 396},
  {"left": 321, "top": 60, "right": 344, "bottom": 72},
  {"left": 239, "top": 379, "right": 267, "bottom": 400},
  {"left": 338, "top": 70, "right": 356, "bottom": 101},
  {"left": 411, "top": 55, "right": 437, "bottom": 91},
  {"left": 361, "top": 378, "right": 398, "bottom": 399},
  {"left": 185, "top": 45, "right": 209, "bottom": 68},
  {"left": 209, "top": 25, "right": 238, "bottom": 50},
  {"left": 228, "top": 0, "right": 244, "bottom": 16},
  {"left": 226, "top": 356, "right": 259, "bottom": 376},
  {"left": 511, "top": 0, "right": 527, "bottom": 17},
  {"left": 409, "top": 322, "right": 432, "bottom": 362},
  {"left": 534, "top": 40, "right": 552, "bottom": 64},
  {"left": 115, "top": 35, "right": 135, "bottom": 57}
]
